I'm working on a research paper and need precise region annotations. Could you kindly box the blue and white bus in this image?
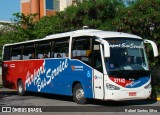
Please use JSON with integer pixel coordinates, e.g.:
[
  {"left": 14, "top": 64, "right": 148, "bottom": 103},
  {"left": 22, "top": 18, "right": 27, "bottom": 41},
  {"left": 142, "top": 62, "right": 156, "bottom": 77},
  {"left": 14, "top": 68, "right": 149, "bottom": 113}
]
[{"left": 2, "top": 28, "right": 158, "bottom": 104}]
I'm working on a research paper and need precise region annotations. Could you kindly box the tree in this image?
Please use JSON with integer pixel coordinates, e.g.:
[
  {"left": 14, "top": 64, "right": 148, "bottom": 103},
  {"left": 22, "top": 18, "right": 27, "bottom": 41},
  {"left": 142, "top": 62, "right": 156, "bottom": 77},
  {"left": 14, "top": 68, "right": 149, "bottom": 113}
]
[
  {"left": 33, "top": 0, "right": 124, "bottom": 38},
  {"left": 107, "top": 0, "right": 160, "bottom": 65},
  {"left": 0, "top": 13, "right": 37, "bottom": 58}
]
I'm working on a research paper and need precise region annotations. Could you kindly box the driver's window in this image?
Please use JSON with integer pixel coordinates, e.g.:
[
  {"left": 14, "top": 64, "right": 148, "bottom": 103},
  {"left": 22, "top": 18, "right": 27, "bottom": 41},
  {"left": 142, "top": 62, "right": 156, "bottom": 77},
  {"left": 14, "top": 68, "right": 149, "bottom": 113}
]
[{"left": 92, "top": 42, "right": 103, "bottom": 73}]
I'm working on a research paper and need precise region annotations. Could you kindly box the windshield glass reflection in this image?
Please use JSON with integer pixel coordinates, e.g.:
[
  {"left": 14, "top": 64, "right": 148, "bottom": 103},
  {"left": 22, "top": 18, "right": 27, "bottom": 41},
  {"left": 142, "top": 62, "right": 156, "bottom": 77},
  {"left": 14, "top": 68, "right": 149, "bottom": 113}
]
[{"left": 103, "top": 38, "right": 149, "bottom": 71}]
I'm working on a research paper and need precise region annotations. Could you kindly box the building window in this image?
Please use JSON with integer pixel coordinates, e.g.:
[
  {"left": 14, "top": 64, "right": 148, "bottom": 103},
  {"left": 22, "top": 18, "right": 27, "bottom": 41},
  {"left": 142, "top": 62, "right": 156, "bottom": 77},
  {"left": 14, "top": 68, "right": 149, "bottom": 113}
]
[
  {"left": 46, "top": 0, "right": 60, "bottom": 11},
  {"left": 46, "top": 0, "right": 54, "bottom": 10},
  {"left": 54, "top": 0, "right": 60, "bottom": 11}
]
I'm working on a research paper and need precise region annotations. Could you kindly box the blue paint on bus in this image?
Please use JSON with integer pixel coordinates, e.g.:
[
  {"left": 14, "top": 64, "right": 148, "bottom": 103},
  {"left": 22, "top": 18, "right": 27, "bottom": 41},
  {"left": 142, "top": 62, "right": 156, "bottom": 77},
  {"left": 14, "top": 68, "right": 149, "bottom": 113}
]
[{"left": 25, "top": 58, "right": 93, "bottom": 98}]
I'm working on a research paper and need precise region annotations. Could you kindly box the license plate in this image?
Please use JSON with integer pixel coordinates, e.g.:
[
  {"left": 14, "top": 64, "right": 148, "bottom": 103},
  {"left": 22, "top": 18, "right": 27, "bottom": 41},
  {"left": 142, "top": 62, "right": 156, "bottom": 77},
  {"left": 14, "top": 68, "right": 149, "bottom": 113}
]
[{"left": 129, "top": 92, "right": 136, "bottom": 96}]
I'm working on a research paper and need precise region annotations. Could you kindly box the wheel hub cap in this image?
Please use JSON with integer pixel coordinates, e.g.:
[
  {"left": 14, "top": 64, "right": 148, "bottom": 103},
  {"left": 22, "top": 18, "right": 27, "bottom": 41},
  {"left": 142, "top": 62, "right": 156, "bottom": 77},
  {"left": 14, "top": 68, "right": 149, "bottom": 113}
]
[{"left": 76, "top": 89, "right": 84, "bottom": 100}]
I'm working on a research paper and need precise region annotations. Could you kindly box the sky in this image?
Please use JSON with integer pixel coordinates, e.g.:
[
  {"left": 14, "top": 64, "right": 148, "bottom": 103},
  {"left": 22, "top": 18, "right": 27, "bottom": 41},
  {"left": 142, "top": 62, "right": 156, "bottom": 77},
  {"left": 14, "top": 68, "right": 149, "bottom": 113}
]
[{"left": 0, "top": 0, "right": 20, "bottom": 22}]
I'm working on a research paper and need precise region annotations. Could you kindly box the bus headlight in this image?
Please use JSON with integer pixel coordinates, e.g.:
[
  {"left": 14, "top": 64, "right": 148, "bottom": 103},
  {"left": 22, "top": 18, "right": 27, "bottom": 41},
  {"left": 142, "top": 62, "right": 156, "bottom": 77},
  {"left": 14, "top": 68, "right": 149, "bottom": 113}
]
[
  {"left": 106, "top": 83, "right": 120, "bottom": 90},
  {"left": 144, "top": 83, "right": 151, "bottom": 89}
]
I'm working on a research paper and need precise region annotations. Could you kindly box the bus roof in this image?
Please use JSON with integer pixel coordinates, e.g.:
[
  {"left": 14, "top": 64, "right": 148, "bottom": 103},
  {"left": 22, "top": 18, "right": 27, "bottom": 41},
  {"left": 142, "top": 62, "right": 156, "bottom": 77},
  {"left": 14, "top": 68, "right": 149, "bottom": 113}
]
[{"left": 4, "top": 29, "right": 142, "bottom": 46}]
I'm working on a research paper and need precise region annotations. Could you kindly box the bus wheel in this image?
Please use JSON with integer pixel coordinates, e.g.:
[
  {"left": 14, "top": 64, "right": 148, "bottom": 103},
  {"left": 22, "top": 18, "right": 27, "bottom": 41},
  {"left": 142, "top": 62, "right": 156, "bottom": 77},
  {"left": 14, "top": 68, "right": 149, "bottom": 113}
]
[
  {"left": 73, "top": 83, "right": 87, "bottom": 104},
  {"left": 17, "top": 80, "right": 25, "bottom": 96}
]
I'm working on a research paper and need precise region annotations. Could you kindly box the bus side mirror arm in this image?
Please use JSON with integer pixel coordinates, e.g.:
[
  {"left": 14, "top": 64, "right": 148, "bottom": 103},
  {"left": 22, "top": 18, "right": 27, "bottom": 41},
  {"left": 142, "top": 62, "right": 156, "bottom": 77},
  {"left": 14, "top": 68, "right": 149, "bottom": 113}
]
[
  {"left": 100, "top": 39, "right": 110, "bottom": 58},
  {"left": 144, "top": 40, "right": 158, "bottom": 57}
]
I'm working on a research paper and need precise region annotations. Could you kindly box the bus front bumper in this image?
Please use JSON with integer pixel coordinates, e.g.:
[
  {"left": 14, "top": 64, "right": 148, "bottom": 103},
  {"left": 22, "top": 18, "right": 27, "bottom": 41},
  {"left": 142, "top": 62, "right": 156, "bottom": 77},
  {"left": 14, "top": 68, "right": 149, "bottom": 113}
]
[{"left": 104, "top": 88, "right": 152, "bottom": 101}]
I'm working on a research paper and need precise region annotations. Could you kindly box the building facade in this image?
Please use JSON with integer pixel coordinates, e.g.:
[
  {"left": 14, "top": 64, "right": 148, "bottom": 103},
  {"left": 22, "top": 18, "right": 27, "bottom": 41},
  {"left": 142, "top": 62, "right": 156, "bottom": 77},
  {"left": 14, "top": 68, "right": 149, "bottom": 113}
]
[
  {"left": 21, "top": 0, "right": 74, "bottom": 20},
  {"left": 21, "top": 0, "right": 137, "bottom": 20}
]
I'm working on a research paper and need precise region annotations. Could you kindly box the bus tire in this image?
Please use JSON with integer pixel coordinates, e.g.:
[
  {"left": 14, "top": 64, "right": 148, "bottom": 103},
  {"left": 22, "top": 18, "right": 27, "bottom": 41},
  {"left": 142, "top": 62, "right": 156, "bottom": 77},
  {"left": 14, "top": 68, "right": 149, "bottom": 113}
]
[
  {"left": 17, "top": 80, "right": 25, "bottom": 96},
  {"left": 73, "top": 83, "right": 87, "bottom": 104}
]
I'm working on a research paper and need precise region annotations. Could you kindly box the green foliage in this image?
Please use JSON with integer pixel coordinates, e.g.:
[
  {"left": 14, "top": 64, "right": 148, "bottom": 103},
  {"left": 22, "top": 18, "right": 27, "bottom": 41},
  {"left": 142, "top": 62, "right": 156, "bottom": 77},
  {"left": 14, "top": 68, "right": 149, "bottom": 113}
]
[
  {"left": 0, "top": 13, "right": 37, "bottom": 57},
  {"left": 33, "top": 0, "right": 123, "bottom": 38},
  {"left": 33, "top": 16, "right": 57, "bottom": 38},
  {"left": 109, "top": 0, "right": 160, "bottom": 66}
]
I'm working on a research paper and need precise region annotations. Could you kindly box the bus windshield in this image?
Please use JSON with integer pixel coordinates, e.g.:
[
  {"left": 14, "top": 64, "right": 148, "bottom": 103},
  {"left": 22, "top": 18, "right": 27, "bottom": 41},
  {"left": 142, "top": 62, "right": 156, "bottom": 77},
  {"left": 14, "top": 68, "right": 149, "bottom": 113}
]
[{"left": 104, "top": 38, "right": 149, "bottom": 71}]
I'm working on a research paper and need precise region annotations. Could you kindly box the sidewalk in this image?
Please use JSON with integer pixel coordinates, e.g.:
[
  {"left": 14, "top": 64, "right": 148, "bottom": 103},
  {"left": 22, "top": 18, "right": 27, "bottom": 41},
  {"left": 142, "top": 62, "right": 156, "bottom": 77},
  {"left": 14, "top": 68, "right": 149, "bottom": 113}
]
[
  {"left": 0, "top": 88, "right": 17, "bottom": 98},
  {"left": 0, "top": 87, "right": 16, "bottom": 92}
]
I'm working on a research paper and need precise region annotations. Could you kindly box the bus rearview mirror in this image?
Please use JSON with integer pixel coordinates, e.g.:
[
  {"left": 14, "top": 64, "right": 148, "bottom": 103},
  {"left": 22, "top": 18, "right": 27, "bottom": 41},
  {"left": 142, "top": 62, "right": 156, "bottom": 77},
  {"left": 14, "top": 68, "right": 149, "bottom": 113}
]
[
  {"left": 101, "top": 39, "right": 110, "bottom": 58},
  {"left": 144, "top": 40, "right": 158, "bottom": 57}
]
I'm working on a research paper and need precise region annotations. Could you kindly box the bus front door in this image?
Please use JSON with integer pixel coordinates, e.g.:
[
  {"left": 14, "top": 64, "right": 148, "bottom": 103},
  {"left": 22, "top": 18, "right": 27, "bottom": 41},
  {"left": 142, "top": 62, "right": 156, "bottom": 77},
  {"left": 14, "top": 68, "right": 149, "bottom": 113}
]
[
  {"left": 93, "top": 69, "right": 104, "bottom": 99},
  {"left": 93, "top": 44, "right": 104, "bottom": 99}
]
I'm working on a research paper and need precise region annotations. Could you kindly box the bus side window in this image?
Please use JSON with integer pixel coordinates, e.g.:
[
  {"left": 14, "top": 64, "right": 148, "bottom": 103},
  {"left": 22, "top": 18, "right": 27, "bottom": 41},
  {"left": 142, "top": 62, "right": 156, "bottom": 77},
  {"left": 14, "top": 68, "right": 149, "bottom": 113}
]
[
  {"left": 53, "top": 37, "right": 69, "bottom": 58},
  {"left": 71, "top": 36, "right": 92, "bottom": 65},
  {"left": 23, "top": 44, "right": 35, "bottom": 60},
  {"left": 3, "top": 46, "right": 11, "bottom": 61},
  {"left": 37, "top": 41, "right": 51, "bottom": 59},
  {"left": 11, "top": 46, "right": 22, "bottom": 60}
]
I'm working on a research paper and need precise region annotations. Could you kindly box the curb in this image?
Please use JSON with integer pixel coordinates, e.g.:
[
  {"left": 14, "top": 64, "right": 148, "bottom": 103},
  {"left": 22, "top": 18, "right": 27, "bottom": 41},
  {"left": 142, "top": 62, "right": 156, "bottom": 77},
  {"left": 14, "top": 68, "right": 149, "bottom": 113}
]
[
  {"left": 0, "top": 90, "right": 17, "bottom": 92},
  {"left": 0, "top": 88, "right": 16, "bottom": 92}
]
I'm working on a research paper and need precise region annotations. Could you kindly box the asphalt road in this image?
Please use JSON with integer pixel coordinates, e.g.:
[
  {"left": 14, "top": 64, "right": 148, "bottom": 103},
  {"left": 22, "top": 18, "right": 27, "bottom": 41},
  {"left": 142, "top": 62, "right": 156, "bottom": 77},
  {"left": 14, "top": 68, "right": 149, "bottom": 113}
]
[{"left": 0, "top": 88, "right": 160, "bottom": 115}]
